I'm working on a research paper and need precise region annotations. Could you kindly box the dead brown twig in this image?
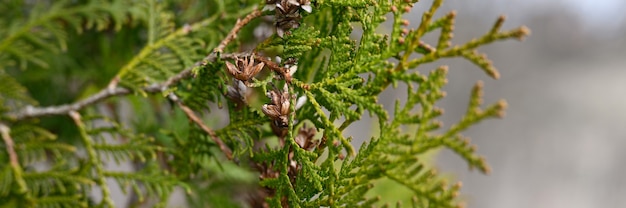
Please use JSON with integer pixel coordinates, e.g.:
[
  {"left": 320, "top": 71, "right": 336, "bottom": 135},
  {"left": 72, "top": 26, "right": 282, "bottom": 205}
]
[
  {"left": 214, "top": 9, "right": 263, "bottom": 53},
  {"left": 0, "top": 123, "right": 28, "bottom": 193},
  {"left": 0, "top": 124, "right": 20, "bottom": 174}
]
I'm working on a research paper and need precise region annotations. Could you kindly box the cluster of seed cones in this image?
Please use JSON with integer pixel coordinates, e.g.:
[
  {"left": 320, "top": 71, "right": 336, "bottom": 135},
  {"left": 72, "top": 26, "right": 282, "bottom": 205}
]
[
  {"left": 264, "top": 0, "right": 312, "bottom": 37},
  {"left": 249, "top": 124, "right": 319, "bottom": 207}
]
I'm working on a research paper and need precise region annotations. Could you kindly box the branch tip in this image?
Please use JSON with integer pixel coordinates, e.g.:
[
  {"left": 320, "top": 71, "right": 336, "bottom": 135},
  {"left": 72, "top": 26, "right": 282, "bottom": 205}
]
[
  {"left": 438, "top": 65, "right": 449, "bottom": 73},
  {"left": 495, "top": 99, "right": 508, "bottom": 118},
  {"left": 516, "top": 25, "right": 531, "bottom": 40},
  {"left": 475, "top": 80, "right": 484, "bottom": 88},
  {"left": 449, "top": 10, "right": 457, "bottom": 17}
]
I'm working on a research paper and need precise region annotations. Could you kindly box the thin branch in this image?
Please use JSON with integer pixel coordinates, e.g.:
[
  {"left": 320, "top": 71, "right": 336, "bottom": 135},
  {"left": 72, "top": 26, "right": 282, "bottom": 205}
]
[
  {"left": 69, "top": 111, "right": 114, "bottom": 207},
  {"left": 255, "top": 55, "right": 292, "bottom": 83},
  {"left": 0, "top": 123, "right": 29, "bottom": 194},
  {"left": 6, "top": 53, "right": 249, "bottom": 121},
  {"left": 1, "top": 124, "right": 20, "bottom": 169},
  {"left": 167, "top": 94, "right": 233, "bottom": 160},
  {"left": 214, "top": 9, "right": 262, "bottom": 53}
]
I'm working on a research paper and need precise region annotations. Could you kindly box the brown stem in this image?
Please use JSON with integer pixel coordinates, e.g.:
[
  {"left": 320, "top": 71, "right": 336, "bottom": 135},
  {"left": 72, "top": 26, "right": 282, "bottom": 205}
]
[
  {"left": 0, "top": 123, "right": 28, "bottom": 193},
  {"left": 0, "top": 124, "right": 19, "bottom": 173},
  {"left": 214, "top": 9, "right": 263, "bottom": 53},
  {"left": 255, "top": 55, "right": 292, "bottom": 83}
]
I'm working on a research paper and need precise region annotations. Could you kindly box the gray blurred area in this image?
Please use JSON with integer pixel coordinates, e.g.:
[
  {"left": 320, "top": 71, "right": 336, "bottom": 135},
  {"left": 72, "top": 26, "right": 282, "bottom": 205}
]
[{"left": 347, "top": 0, "right": 626, "bottom": 207}]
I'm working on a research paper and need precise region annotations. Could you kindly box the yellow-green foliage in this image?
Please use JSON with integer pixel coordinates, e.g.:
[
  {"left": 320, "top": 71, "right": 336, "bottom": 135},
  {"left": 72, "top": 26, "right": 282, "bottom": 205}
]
[{"left": 0, "top": 0, "right": 528, "bottom": 207}]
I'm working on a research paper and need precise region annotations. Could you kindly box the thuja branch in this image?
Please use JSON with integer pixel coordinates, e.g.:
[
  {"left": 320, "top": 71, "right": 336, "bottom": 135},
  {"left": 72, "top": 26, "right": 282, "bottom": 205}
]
[
  {"left": 69, "top": 111, "right": 113, "bottom": 207},
  {"left": 406, "top": 20, "right": 530, "bottom": 78}
]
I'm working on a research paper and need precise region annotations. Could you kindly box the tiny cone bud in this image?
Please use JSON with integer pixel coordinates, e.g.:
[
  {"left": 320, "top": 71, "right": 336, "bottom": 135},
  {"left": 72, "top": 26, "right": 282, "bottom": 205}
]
[
  {"left": 483, "top": 164, "right": 492, "bottom": 174},
  {"left": 434, "top": 120, "right": 443, "bottom": 128},
  {"left": 497, "top": 100, "right": 508, "bottom": 109},
  {"left": 475, "top": 80, "right": 484, "bottom": 88},
  {"left": 496, "top": 100, "right": 508, "bottom": 118},
  {"left": 439, "top": 65, "right": 449, "bottom": 73},
  {"left": 516, "top": 26, "right": 531, "bottom": 40},
  {"left": 499, "top": 15, "right": 507, "bottom": 21},
  {"left": 491, "top": 70, "right": 501, "bottom": 79}
]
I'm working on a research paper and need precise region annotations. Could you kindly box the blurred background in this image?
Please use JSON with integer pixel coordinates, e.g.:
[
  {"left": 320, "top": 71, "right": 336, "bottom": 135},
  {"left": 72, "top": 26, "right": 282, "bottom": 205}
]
[{"left": 347, "top": 0, "right": 626, "bottom": 207}]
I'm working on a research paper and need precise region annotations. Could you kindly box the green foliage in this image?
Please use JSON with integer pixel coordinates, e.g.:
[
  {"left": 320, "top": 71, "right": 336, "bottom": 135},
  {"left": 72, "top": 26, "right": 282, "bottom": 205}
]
[
  {"left": 0, "top": 0, "right": 528, "bottom": 207},
  {"left": 0, "top": 73, "right": 37, "bottom": 113},
  {"left": 0, "top": 0, "right": 137, "bottom": 70}
]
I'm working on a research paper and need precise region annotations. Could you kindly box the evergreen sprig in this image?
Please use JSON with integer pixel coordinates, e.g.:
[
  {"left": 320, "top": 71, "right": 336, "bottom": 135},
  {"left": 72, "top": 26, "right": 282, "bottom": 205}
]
[{"left": 0, "top": 0, "right": 528, "bottom": 207}]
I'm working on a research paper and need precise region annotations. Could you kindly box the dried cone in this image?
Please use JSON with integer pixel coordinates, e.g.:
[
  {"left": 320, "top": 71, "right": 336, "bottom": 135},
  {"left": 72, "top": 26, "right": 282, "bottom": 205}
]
[
  {"left": 226, "top": 79, "right": 248, "bottom": 109},
  {"left": 295, "top": 124, "right": 318, "bottom": 151},
  {"left": 271, "top": 0, "right": 312, "bottom": 37},
  {"left": 225, "top": 55, "right": 265, "bottom": 86},
  {"left": 262, "top": 84, "right": 291, "bottom": 137}
]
